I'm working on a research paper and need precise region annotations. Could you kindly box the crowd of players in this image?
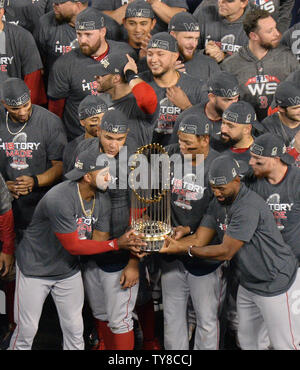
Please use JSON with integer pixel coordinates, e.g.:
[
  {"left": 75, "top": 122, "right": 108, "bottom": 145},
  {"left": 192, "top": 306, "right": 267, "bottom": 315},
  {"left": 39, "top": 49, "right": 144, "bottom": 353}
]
[{"left": 0, "top": 0, "right": 300, "bottom": 351}]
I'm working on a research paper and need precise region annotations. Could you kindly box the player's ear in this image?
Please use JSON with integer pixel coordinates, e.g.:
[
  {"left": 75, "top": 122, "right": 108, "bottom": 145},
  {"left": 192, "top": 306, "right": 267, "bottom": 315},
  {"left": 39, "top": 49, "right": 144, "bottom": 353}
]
[
  {"left": 83, "top": 172, "right": 92, "bottom": 184},
  {"left": 151, "top": 18, "right": 156, "bottom": 30},
  {"left": 79, "top": 119, "right": 86, "bottom": 128}
]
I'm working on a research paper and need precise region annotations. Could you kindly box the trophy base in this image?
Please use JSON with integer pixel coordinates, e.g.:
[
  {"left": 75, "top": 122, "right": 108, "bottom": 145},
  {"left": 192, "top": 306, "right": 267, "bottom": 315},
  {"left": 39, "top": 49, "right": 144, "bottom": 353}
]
[{"left": 140, "top": 238, "right": 167, "bottom": 252}]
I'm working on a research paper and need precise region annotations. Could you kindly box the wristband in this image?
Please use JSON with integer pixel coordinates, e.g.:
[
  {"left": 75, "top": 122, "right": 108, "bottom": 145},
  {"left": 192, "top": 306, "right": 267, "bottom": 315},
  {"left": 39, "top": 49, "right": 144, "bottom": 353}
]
[
  {"left": 32, "top": 175, "right": 39, "bottom": 189},
  {"left": 125, "top": 69, "right": 139, "bottom": 83},
  {"left": 188, "top": 245, "right": 194, "bottom": 258}
]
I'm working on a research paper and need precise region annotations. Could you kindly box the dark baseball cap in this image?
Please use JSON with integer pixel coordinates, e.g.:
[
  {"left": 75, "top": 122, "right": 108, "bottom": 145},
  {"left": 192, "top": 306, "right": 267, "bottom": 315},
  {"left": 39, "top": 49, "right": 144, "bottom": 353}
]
[
  {"left": 168, "top": 12, "right": 200, "bottom": 32},
  {"left": 88, "top": 53, "right": 129, "bottom": 77},
  {"left": 147, "top": 32, "right": 178, "bottom": 52},
  {"left": 75, "top": 7, "right": 105, "bottom": 31},
  {"left": 1, "top": 77, "right": 30, "bottom": 107},
  {"left": 222, "top": 101, "right": 264, "bottom": 132},
  {"left": 178, "top": 112, "right": 210, "bottom": 136},
  {"left": 209, "top": 155, "right": 241, "bottom": 186},
  {"left": 78, "top": 95, "right": 108, "bottom": 120},
  {"left": 53, "top": 0, "right": 88, "bottom": 3},
  {"left": 208, "top": 71, "right": 240, "bottom": 98},
  {"left": 125, "top": 0, "right": 154, "bottom": 19},
  {"left": 100, "top": 109, "right": 129, "bottom": 134},
  {"left": 274, "top": 80, "right": 300, "bottom": 108},
  {"left": 0, "top": 0, "right": 15, "bottom": 16},
  {"left": 65, "top": 149, "right": 110, "bottom": 181},
  {"left": 250, "top": 133, "right": 295, "bottom": 165}
]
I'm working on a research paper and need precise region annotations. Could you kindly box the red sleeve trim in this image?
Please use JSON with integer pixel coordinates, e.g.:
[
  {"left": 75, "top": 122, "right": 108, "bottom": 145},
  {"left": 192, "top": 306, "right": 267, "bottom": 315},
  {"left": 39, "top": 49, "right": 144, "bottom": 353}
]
[
  {"left": 55, "top": 231, "right": 119, "bottom": 255},
  {"left": 132, "top": 81, "right": 157, "bottom": 115},
  {"left": 0, "top": 209, "right": 15, "bottom": 255},
  {"left": 24, "top": 70, "right": 48, "bottom": 106},
  {"left": 48, "top": 98, "right": 66, "bottom": 119}
]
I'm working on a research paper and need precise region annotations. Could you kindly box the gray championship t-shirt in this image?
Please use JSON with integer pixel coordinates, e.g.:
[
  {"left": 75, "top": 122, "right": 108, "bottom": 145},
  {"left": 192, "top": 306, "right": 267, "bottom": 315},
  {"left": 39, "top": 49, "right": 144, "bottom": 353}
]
[
  {"left": 261, "top": 113, "right": 300, "bottom": 167},
  {"left": 166, "top": 143, "right": 222, "bottom": 276},
  {"left": 244, "top": 165, "right": 300, "bottom": 261},
  {"left": 183, "top": 49, "right": 220, "bottom": 82},
  {"left": 281, "top": 22, "right": 300, "bottom": 62},
  {"left": 0, "top": 105, "right": 67, "bottom": 229},
  {"left": 140, "top": 70, "right": 205, "bottom": 146},
  {"left": 47, "top": 40, "right": 135, "bottom": 141},
  {"left": 201, "top": 183, "right": 298, "bottom": 296},
  {"left": 0, "top": 22, "right": 44, "bottom": 84},
  {"left": 16, "top": 180, "right": 111, "bottom": 279}
]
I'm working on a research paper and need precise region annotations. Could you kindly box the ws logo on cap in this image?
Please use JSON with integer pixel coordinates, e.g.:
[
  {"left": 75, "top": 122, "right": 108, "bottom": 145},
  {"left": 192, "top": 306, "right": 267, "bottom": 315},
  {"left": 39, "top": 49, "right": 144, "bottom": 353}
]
[
  {"left": 150, "top": 40, "right": 169, "bottom": 50},
  {"left": 288, "top": 96, "right": 300, "bottom": 106},
  {"left": 183, "top": 23, "right": 200, "bottom": 32}
]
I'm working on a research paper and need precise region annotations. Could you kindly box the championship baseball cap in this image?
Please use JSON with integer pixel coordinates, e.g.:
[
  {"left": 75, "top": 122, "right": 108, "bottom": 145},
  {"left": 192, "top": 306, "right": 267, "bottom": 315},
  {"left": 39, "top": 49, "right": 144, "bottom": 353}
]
[
  {"left": 78, "top": 95, "right": 108, "bottom": 120},
  {"left": 274, "top": 80, "right": 300, "bottom": 107},
  {"left": 53, "top": 0, "right": 88, "bottom": 3},
  {"left": 125, "top": 0, "right": 155, "bottom": 19},
  {"left": 168, "top": 12, "right": 200, "bottom": 32},
  {"left": 178, "top": 112, "right": 210, "bottom": 136},
  {"left": 65, "top": 149, "right": 110, "bottom": 181},
  {"left": 88, "top": 53, "right": 129, "bottom": 77},
  {"left": 100, "top": 109, "right": 129, "bottom": 134},
  {"left": 75, "top": 7, "right": 105, "bottom": 31},
  {"left": 222, "top": 101, "right": 264, "bottom": 132},
  {"left": 147, "top": 32, "right": 178, "bottom": 52},
  {"left": 250, "top": 133, "right": 295, "bottom": 165},
  {"left": 209, "top": 155, "right": 241, "bottom": 186},
  {"left": 0, "top": 77, "right": 30, "bottom": 107},
  {"left": 208, "top": 71, "right": 240, "bottom": 98}
]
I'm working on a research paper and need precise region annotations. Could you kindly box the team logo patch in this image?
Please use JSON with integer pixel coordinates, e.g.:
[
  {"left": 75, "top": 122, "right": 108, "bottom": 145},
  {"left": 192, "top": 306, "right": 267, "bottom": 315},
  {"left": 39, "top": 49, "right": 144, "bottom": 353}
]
[
  {"left": 75, "top": 159, "right": 84, "bottom": 170},
  {"left": 223, "top": 111, "right": 239, "bottom": 123},
  {"left": 149, "top": 39, "right": 170, "bottom": 51},
  {"left": 271, "top": 146, "right": 278, "bottom": 156},
  {"left": 209, "top": 176, "right": 227, "bottom": 186},
  {"left": 76, "top": 21, "right": 96, "bottom": 31},
  {"left": 250, "top": 143, "right": 264, "bottom": 156},
  {"left": 288, "top": 96, "right": 300, "bottom": 106},
  {"left": 127, "top": 8, "right": 152, "bottom": 18}
]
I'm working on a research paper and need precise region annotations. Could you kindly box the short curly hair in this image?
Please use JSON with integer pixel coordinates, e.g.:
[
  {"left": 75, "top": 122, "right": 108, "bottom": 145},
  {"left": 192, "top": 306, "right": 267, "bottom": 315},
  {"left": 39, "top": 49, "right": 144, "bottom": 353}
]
[{"left": 243, "top": 8, "right": 273, "bottom": 37}]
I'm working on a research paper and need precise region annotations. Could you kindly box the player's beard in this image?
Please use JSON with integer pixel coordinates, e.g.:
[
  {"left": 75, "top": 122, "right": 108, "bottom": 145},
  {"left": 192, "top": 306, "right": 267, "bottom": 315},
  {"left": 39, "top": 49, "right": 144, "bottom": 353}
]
[
  {"left": 260, "top": 39, "right": 280, "bottom": 51},
  {"left": 54, "top": 13, "right": 72, "bottom": 25},
  {"left": 216, "top": 192, "right": 236, "bottom": 206},
  {"left": 178, "top": 44, "right": 196, "bottom": 61},
  {"left": 80, "top": 39, "right": 102, "bottom": 57},
  {"left": 220, "top": 133, "right": 240, "bottom": 146}
]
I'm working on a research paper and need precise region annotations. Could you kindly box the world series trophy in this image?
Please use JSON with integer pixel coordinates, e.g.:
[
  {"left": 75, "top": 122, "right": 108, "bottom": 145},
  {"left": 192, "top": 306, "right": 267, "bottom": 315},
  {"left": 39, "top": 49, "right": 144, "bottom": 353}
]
[{"left": 130, "top": 143, "right": 172, "bottom": 252}]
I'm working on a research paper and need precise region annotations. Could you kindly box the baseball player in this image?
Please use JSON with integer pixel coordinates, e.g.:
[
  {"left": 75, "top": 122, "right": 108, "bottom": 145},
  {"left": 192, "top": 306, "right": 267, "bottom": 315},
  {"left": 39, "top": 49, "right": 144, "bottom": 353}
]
[
  {"left": 0, "top": 77, "right": 67, "bottom": 232},
  {"left": 170, "top": 71, "right": 240, "bottom": 153},
  {"left": 63, "top": 95, "right": 108, "bottom": 174},
  {"left": 47, "top": 6, "right": 134, "bottom": 141},
  {"left": 168, "top": 11, "right": 220, "bottom": 82},
  {"left": 0, "top": 172, "right": 15, "bottom": 349},
  {"left": 0, "top": 0, "right": 47, "bottom": 105},
  {"left": 221, "top": 100, "right": 264, "bottom": 175},
  {"left": 160, "top": 155, "right": 300, "bottom": 350},
  {"left": 159, "top": 112, "right": 226, "bottom": 350},
  {"left": 141, "top": 32, "right": 205, "bottom": 146},
  {"left": 91, "top": 52, "right": 158, "bottom": 148},
  {"left": 193, "top": 0, "right": 250, "bottom": 63},
  {"left": 247, "top": 133, "right": 299, "bottom": 257},
  {"left": 161, "top": 156, "right": 300, "bottom": 350},
  {"left": 8, "top": 149, "right": 145, "bottom": 350},
  {"left": 92, "top": 0, "right": 189, "bottom": 34},
  {"left": 261, "top": 80, "right": 300, "bottom": 167},
  {"left": 221, "top": 8, "right": 299, "bottom": 121}
]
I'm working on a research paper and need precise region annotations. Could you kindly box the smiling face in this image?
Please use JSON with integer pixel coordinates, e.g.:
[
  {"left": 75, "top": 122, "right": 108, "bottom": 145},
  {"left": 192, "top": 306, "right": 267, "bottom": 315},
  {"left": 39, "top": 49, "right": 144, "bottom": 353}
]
[
  {"left": 123, "top": 17, "right": 156, "bottom": 48},
  {"left": 146, "top": 48, "right": 179, "bottom": 78},
  {"left": 171, "top": 31, "right": 200, "bottom": 61}
]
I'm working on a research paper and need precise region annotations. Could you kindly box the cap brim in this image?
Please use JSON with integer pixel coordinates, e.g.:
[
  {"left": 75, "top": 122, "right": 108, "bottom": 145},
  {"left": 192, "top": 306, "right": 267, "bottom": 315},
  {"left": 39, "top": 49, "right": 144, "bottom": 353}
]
[
  {"left": 87, "top": 63, "right": 109, "bottom": 77},
  {"left": 64, "top": 168, "right": 85, "bottom": 181},
  {"left": 280, "top": 153, "right": 295, "bottom": 165}
]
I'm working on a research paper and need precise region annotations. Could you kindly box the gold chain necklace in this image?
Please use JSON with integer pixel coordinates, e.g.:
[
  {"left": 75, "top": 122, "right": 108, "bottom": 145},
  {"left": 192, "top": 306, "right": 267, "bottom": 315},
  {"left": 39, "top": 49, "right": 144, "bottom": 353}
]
[
  {"left": 6, "top": 111, "right": 28, "bottom": 135},
  {"left": 77, "top": 183, "right": 96, "bottom": 218}
]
